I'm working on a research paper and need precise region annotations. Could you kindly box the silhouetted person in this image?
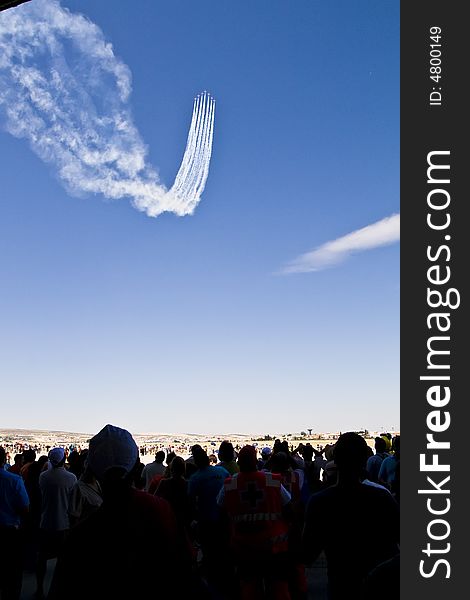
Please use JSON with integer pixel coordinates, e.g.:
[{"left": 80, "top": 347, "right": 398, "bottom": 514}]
[
  {"left": 22, "top": 454, "right": 48, "bottom": 571},
  {"left": 185, "top": 444, "right": 203, "bottom": 479},
  {"left": 155, "top": 456, "right": 191, "bottom": 530},
  {"left": 48, "top": 424, "right": 194, "bottom": 600},
  {"left": 141, "top": 450, "right": 166, "bottom": 491},
  {"left": 68, "top": 461, "right": 103, "bottom": 528},
  {"left": 218, "top": 445, "right": 292, "bottom": 599},
  {"left": 36, "top": 448, "right": 76, "bottom": 598},
  {"left": 217, "top": 441, "right": 239, "bottom": 475},
  {"left": 67, "top": 450, "right": 82, "bottom": 478},
  {"left": 366, "top": 437, "right": 389, "bottom": 483},
  {"left": 270, "top": 452, "right": 306, "bottom": 599},
  {"left": 7, "top": 453, "right": 23, "bottom": 475},
  {"left": 188, "top": 447, "right": 230, "bottom": 595},
  {"left": 302, "top": 432, "right": 399, "bottom": 600},
  {"left": 378, "top": 436, "right": 400, "bottom": 492},
  {"left": 19, "top": 449, "right": 36, "bottom": 487},
  {"left": 0, "top": 446, "right": 29, "bottom": 600}
]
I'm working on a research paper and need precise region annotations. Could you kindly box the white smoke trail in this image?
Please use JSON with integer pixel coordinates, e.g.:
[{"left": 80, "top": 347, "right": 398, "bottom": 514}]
[
  {"left": 0, "top": 0, "right": 215, "bottom": 218},
  {"left": 165, "top": 92, "right": 215, "bottom": 215},
  {"left": 280, "top": 213, "right": 400, "bottom": 274}
]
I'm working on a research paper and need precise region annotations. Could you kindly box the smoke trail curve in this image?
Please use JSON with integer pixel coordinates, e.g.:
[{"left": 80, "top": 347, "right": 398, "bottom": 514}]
[{"left": 0, "top": 0, "right": 215, "bottom": 218}]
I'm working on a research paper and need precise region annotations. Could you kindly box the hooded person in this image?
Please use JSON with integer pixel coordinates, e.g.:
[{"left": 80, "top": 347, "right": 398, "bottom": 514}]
[{"left": 48, "top": 425, "right": 197, "bottom": 600}]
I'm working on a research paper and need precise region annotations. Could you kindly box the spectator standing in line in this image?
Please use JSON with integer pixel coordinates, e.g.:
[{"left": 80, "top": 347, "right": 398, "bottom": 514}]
[
  {"left": 140, "top": 450, "right": 166, "bottom": 491},
  {"left": 378, "top": 435, "right": 400, "bottom": 491},
  {"left": 188, "top": 447, "right": 230, "bottom": 595},
  {"left": 366, "top": 437, "right": 389, "bottom": 483},
  {"left": 217, "top": 441, "right": 240, "bottom": 475},
  {"left": 68, "top": 457, "right": 103, "bottom": 528},
  {"left": 257, "top": 446, "right": 272, "bottom": 470},
  {"left": 0, "top": 445, "right": 29, "bottom": 600},
  {"left": 218, "top": 445, "right": 292, "bottom": 599},
  {"left": 48, "top": 424, "right": 197, "bottom": 599},
  {"left": 302, "top": 432, "right": 399, "bottom": 600},
  {"left": 7, "top": 454, "right": 24, "bottom": 476},
  {"left": 36, "top": 447, "right": 77, "bottom": 599},
  {"left": 155, "top": 456, "right": 191, "bottom": 531}
]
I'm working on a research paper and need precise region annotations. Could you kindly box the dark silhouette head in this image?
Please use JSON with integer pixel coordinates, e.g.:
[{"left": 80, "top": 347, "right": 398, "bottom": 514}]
[
  {"left": 191, "top": 444, "right": 203, "bottom": 457},
  {"left": 301, "top": 444, "right": 314, "bottom": 461},
  {"left": 37, "top": 455, "right": 48, "bottom": 471},
  {"left": 374, "top": 437, "right": 387, "bottom": 453},
  {"left": 87, "top": 424, "right": 139, "bottom": 496},
  {"left": 170, "top": 456, "right": 185, "bottom": 478},
  {"left": 23, "top": 449, "right": 36, "bottom": 464},
  {"left": 238, "top": 445, "right": 258, "bottom": 473},
  {"left": 333, "top": 432, "right": 370, "bottom": 479},
  {"left": 68, "top": 450, "right": 82, "bottom": 475},
  {"left": 0, "top": 446, "right": 6, "bottom": 466},
  {"left": 218, "top": 441, "right": 235, "bottom": 463},
  {"left": 269, "top": 451, "right": 289, "bottom": 474},
  {"left": 392, "top": 435, "right": 400, "bottom": 459},
  {"left": 193, "top": 447, "right": 210, "bottom": 469},
  {"left": 155, "top": 450, "right": 165, "bottom": 464}
]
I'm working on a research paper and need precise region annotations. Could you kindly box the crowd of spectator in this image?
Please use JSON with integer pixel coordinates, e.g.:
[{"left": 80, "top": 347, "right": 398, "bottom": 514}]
[{"left": 1, "top": 427, "right": 400, "bottom": 599}]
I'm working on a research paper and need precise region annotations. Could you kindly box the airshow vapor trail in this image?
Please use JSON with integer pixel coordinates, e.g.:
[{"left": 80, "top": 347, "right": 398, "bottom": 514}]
[
  {"left": 0, "top": 0, "right": 215, "bottom": 217},
  {"left": 280, "top": 214, "right": 400, "bottom": 274}
]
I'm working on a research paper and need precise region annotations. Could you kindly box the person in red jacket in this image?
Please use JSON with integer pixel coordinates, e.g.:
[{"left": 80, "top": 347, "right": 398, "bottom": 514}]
[{"left": 218, "top": 445, "right": 292, "bottom": 599}]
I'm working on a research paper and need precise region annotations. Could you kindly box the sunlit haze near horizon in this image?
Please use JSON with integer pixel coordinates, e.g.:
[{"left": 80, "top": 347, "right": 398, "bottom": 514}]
[{"left": 0, "top": 0, "right": 399, "bottom": 435}]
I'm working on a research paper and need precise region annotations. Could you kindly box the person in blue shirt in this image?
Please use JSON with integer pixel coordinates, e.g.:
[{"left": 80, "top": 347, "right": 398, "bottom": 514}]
[
  {"left": 0, "top": 445, "right": 30, "bottom": 600},
  {"left": 188, "top": 447, "right": 230, "bottom": 595}
]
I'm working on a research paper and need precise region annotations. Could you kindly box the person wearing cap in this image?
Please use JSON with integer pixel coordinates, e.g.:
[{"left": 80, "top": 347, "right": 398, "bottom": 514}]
[
  {"left": 48, "top": 425, "right": 199, "bottom": 600},
  {"left": 257, "top": 446, "right": 272, "bottom": 470},
  {"left": 36, "top": 447, "right": 77, "bottom": 598},
  {"left": 302, "top": 432, "right": 399, "bottom": 600}
]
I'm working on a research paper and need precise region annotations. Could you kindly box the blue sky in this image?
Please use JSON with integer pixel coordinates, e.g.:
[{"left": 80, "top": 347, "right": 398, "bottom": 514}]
[{"left": 0, "top": 0, "right": 399, "bottom": 435}]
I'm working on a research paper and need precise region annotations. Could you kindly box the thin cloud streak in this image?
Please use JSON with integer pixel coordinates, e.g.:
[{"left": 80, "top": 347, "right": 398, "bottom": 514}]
[
  {"left": 0, "top": 0, "right": 215, "bottom": 218},
  {"left": 280, "top": 213, "right": 400, "bottom": 274}
]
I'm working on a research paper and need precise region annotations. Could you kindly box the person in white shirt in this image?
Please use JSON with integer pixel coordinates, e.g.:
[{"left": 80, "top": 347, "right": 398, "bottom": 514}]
[
  {"left": 140, "top": 450, "right": 166, "bottom": 491},
  {"left": 36, "top": 447, "right": 76, "bottom": 599}
]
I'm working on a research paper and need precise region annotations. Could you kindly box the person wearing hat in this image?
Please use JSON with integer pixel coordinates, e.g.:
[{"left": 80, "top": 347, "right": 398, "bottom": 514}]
[
  {"left": 36, "top": 447, "right": 77, "bottom": 598},
  {"left": 48, "top": 425, "right": 199, "bottom": 600},
  {"left": 257, "top": 446, "right": 272, "bottom": 470}
]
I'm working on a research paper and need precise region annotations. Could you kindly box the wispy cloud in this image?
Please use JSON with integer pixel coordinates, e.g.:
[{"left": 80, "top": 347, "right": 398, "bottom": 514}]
[
  {"left": 280, "top": 213, "right": 400, "bottom": 274},
  {"left": 0, "top": 0, "right": 215, "bottom": 217}
]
